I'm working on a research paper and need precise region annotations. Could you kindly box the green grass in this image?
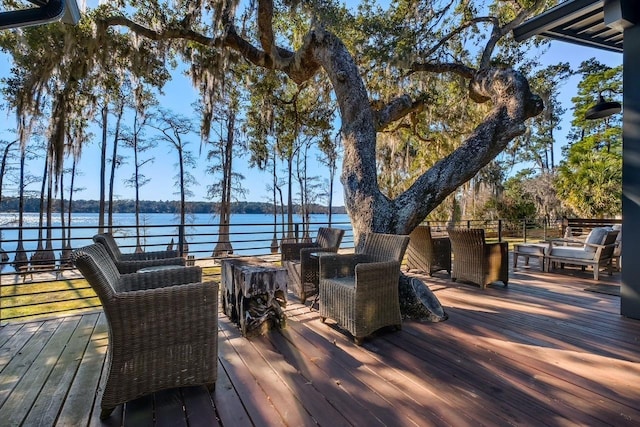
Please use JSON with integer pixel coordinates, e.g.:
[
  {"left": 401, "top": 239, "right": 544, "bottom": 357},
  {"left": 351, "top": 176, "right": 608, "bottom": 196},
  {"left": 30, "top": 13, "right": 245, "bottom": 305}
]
[{"left": 1, "top": 265, "right": 223, "bottom": 324}]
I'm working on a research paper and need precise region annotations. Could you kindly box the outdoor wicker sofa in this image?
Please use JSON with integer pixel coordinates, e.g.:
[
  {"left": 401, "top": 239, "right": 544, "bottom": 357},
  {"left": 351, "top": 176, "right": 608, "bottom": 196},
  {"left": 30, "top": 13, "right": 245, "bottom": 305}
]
[
  {"left": 318, "top": 232, "right": 410, "bottom": 345},
  {"left": 72, "top": 243, "right": 218, "bottom": 419},
  {"left": 281, "top": 227, "right": 345, "bottom": 304},
  {"left": 448, "top": 228, "right": 508, "bottom": 289},
  {"left": 406, "top": 225, "right": 451, "bottom": 276},
  {"left": 93, "top": 232, "right": 186, "bottom": 274}
]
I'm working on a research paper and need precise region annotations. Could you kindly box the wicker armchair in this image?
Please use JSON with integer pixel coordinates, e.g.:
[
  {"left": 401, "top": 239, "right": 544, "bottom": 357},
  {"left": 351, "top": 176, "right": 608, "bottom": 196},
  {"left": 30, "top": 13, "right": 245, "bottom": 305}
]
[
  {"left": 448, "top": 228, "right": 508, "bottom": 289},
  {"left": 318, "top": 232, "right": 410, "bottom": 345},
  {"left": 406, "top": 226, "right": 451, "bottom": 276},
  {"left": 72, "top": 244, "right": 218, "bottom": 419},
  {"left": 93, "top": 232, "right": 186, "bottom": 274},
  {"left": 281, "top": 227, "right": 345, "bottom": 303}
]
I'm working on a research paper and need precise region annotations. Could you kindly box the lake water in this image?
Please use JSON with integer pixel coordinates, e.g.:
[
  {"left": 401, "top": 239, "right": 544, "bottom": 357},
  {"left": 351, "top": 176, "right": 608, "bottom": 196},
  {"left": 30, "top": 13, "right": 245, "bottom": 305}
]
[{"left": 0, "top": 212, "right": 354, "bottom": 259}]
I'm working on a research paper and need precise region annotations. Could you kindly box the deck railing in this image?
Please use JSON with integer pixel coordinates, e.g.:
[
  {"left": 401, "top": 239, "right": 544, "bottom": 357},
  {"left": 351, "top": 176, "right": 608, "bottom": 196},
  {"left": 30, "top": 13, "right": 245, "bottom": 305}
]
[
  {"left": 0, "top": 217, "right": 619, "bottom": 324},
  {"left": 0, "top": 220, "right": 355, "bottom": 324}
]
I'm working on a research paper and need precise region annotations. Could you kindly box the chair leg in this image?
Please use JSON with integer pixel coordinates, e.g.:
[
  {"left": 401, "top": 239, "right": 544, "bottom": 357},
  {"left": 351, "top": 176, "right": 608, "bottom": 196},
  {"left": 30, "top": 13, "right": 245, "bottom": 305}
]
[{"left": 100, "top": 407, "right": 115, "bottom": 420}]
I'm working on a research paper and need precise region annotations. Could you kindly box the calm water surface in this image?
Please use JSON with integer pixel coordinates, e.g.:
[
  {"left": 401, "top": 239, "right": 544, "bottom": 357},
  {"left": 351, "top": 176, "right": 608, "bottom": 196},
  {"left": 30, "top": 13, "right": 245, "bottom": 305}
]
[{"left": 0, "top": 212, "right": 353, "bottom": 257}]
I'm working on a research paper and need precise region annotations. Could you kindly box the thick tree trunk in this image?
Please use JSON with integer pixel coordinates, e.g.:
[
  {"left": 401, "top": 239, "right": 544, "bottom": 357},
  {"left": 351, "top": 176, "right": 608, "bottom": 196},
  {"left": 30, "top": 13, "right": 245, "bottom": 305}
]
[
  {"left": 304, "top": 29, "right": 541, "bottom": 319},
  {"left": 307, "top": 29, "right": 541, "bottom": 243},
  {"left": 399, "top": 275, "right": 448, "bottom": 322}
]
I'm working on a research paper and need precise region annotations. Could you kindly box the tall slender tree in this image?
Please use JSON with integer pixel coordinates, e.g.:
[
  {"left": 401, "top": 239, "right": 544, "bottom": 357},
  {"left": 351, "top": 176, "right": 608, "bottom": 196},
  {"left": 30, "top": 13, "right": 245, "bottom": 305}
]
[
  {"left": 150, "top": 109, "right": 197, "bottom": 256},
  {"left": 0, "top": 139, "right": 17, "bottom": 266},
  {"left": 205, "top": 91, "right": 246, "bottom": 256},
  {"left": 317, "top": 133, "right": 341, "bottom": 225},
  {"left": 120, "top": 85, "right": 157, "bottom": 252}
]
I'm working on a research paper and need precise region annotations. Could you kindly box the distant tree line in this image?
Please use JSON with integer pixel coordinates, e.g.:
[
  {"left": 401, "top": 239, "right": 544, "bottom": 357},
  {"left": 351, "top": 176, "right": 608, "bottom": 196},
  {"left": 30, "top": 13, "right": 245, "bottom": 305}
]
[{"left": 0, "top": 197, "right": 346, "bottom": 216}]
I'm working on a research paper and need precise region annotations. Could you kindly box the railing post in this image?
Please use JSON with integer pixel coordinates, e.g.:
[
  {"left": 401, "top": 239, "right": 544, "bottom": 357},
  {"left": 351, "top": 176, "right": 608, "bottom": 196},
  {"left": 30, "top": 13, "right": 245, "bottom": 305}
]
[
  {"left": 466, "top": 220, "right": 471, "bottom": 229},
  {"left": 498, "top": 219, "right": 502, "bottom": 242},
  {"left": 294, "top": 223, "right": 300, "bottom": 242},
  {"left": 523, "top": 219, "right": 527, "bottom": 243}
]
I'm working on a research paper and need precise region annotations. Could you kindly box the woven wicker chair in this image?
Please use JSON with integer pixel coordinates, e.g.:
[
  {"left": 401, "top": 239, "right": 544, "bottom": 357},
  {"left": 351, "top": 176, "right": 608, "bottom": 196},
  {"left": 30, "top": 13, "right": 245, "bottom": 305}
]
[
  {"left": 72, "top": 243, "right": 218, "bottom": 419},
  {"left": 406, "top": 225, "right": 451, "bottom": 276},
  {"left": 448, "top": 228, "right": 508, "bottom": 289},
  {"left": 318, "top": 232, "right": 410, "bottom": 345},
  {"left": 281, "top": 227, "right": 345, "bottom": 303},
  {"left": 93, "top": 232, "right": 186, "bottom": 274}
]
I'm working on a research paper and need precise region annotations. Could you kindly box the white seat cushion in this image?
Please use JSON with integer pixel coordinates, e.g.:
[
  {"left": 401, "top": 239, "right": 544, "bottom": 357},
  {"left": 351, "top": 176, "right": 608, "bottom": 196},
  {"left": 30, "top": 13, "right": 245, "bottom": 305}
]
[{"left": 550, "top": 246, "right": 595, "bottom": 260}]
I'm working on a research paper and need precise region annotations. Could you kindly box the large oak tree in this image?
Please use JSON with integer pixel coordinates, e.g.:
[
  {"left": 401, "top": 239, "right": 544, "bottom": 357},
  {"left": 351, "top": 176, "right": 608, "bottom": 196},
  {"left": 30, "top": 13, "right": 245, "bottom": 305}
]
[{"left": 94, "top": 0, "right": 546, "bottom": 241}]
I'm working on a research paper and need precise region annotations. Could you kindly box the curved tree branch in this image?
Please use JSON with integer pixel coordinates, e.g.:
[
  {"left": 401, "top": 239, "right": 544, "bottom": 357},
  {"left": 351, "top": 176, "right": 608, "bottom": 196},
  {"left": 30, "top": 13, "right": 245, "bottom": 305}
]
[
  {"left": 409, "top": 62, "right": 475, "bottom": 80},
  {"left": 479, "top": 0, "right": 551, "bottom": 68},
  {"left": 393, "top": 67, "right": 544, "bottom": 232},
  {"left": 257, "top": 0, "right": 276, "bottom": 57},
  {"left": 423, "top": 16, "right": 498, "bottom": 58},
  {"left": 100, "top": 15, "right": 216, "bottom": 46},
  {"left": 101, "top": 14, "right": 321, "bottom": 85},
  {"left": 373, "top": 93, "right": 430, "bottom": 131}
]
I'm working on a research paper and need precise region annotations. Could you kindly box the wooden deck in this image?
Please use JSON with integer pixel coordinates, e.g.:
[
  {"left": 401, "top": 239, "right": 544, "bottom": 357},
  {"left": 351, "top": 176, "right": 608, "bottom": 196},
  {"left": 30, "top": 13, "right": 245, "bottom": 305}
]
[{"left": 1, "top": 259, "right": 639, "bottom": 426}]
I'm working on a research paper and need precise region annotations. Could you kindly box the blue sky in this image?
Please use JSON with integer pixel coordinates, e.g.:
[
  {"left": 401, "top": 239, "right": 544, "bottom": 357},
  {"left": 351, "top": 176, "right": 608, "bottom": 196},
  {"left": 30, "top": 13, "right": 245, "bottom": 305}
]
[{"left": 0, "top": 2, "right": 623, "bottom": 206}]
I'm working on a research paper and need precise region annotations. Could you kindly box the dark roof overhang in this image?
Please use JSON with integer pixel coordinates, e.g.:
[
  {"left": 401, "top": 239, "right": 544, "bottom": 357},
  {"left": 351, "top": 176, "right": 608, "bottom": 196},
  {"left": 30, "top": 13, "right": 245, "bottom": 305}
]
[
  {"left": 0, "top": 0, "right": 80, "bottom": 30},
  {"left": 513, "top": 0, "right": 640, "bottom": 53}
]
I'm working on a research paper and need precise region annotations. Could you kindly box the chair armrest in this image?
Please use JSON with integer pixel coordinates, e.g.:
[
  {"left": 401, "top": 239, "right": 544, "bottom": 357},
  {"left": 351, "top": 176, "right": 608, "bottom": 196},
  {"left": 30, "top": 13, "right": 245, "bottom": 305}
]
[
  {"left": 584, "top": 242, "right": 617, "bottom": 257},
  {"left": 281, "top": 242, "right": 319, "bottom": 261},
  {"left": 354, "top": 261, "right": 400, "bottom": 290},
  {"left": 584, "top": 242, "right": 615, "bottom": 250},
  {"left": 115, "top": 257, "right": 187, "bottom": 274},
  {"left": 299, "top": 246, "right": 338, "bottom": 266},
  {"left": 118, "top": 266, "right": 202, "bottom": 292},
  {"left": 319, "top": 253, "right": 370, "bottom": 279},
  {"left": 121, "top": 250, "right": 180, "bottom": 261},
  {"left": 112, "top": 281, "right": 218, "bottom": 339}
]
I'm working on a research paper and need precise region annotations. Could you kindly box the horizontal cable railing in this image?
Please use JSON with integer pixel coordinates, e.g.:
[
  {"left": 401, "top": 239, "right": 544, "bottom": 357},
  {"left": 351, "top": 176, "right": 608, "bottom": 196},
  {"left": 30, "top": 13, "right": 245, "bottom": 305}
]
[
  {"left": 0, "top": 219, "right": 354, "bottom": 323},
  {"left": 0, "top": 216, "right": 621, "bottom": 324}
]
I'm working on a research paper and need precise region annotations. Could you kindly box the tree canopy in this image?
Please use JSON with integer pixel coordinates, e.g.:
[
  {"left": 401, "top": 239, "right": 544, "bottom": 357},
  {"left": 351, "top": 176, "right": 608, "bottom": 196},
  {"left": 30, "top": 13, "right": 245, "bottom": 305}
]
[{"left": 0, "top": 0, "right": 555, "bottom": 239}]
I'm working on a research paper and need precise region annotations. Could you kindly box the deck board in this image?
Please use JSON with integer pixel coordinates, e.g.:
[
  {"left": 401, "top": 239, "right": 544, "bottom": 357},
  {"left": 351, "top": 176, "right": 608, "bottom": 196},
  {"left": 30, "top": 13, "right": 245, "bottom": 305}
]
[
  {"left": 0, "top": 263, "right": 639, "bottom": 426},
  {"left": 57, "top": 313, "right": 108, "bottom": 426},
  {"left": 0, "top": 316, "right": 79, "bottom": 426},
  {"left": 23, "top": 314, "right": 100, "bottom": 427}
]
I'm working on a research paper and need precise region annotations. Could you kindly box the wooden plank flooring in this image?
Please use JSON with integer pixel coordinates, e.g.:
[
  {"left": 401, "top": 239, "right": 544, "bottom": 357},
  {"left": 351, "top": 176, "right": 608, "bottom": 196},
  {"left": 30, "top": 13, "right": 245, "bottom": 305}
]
[{"left": 1, "top": 259, "right": 639, "bottom": 426}]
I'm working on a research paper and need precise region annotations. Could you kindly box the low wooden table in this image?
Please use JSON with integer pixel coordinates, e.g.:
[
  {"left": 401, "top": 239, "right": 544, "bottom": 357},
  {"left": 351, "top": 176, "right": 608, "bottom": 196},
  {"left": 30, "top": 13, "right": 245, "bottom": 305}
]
[
  {"left": 513, "top": 243, "right": 547, "bottom": 271},
  {"left": 221, "top": 258, "right": 288, "bottom": 337}
]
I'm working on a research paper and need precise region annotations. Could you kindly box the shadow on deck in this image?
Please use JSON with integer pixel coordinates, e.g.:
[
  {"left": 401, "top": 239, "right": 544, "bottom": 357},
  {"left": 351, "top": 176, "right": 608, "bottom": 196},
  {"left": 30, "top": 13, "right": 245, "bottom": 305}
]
[{"left": 0, "top": 257, "right": 638, "bottom": 426}]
